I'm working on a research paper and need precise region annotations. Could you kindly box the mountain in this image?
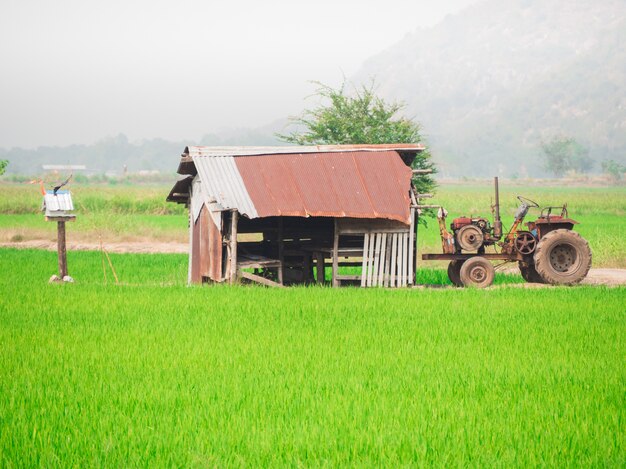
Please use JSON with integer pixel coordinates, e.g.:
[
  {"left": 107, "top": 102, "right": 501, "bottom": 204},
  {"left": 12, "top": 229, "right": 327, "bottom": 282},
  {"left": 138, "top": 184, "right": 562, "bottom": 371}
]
[{"left": 354, "top": 0, "right": 626, "bottom": 176}]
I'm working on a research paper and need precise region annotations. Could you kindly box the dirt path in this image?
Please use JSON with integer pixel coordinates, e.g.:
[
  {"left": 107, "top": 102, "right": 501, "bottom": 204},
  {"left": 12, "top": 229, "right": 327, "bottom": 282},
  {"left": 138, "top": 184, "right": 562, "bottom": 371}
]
[
  {"left": 2, "top": 240, "right": 625, "bottom": 286},
  {"left": 0, "top": 239, "right": 188, "bottom": 254}
]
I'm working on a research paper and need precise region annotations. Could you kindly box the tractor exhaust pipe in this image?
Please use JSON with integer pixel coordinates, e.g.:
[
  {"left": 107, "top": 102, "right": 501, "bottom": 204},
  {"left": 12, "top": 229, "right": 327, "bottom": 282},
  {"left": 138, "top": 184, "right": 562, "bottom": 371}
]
[{"left": 493, "top": 176, "right": 502, "bottom": 239}]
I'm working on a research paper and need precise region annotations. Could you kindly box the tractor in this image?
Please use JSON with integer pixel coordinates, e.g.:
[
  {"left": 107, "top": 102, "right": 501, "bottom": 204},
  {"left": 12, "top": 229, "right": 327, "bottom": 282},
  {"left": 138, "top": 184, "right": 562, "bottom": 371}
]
[{"left": 421, "top": 178, "right": 592, "bottom": 288}]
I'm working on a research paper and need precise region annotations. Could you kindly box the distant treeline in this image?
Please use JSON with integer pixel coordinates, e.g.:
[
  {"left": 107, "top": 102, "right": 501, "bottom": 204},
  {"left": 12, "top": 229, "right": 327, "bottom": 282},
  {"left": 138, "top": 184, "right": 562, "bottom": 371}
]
[{"left": 1, "top": 128, "right": 283, "bottom": 176}]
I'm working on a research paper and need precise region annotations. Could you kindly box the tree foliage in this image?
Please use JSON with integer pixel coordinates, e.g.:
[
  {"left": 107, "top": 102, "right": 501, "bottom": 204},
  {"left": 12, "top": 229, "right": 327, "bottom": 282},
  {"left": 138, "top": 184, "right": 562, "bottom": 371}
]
[
  {"left": 278, "top": 82, "right": 436, "bottom": 196},
  {"left": 601, "top": 159, "right": 625, "bottom": 182},
  {"left": 540, "top": 136, "right": 593, "bottom": 177},
  {"left": 0, "top": 160, "right": 8, "bottom": 176}
]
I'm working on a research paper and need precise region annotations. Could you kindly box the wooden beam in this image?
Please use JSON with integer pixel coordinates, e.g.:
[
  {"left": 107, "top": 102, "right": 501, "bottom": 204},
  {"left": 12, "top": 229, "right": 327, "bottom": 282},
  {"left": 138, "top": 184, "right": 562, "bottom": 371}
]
[
  {"left": 316, "top": 251, "right": 325, "bottom": 284},
  {"left": 383, "top": 234, "right": 392, "bottom": 287},
  {"left": 277, "top": 218, "right": 284, "bottom": 285},
  {"left": 361, "top": 233, "right": 369, "bottom": 287},
  {"left": 57, "top": 221, "right": 68, "bottom": 278},
  {"left": 187, "top": 209, "right": 193, "bottom": 285},
  {"left": 366, "top": 233, "right": 375, "bottom": 287},
  {"left": 335, "top": 275, "right": 361, "bottom": 281},
  {"left": 390, "top": 233, "right": 398, "bottom": 287},
  {"left": 332, "top": 219, "right": 339, "bottom": 287},
  {"left": 412, "top": 207, "right": 419, "bottom": 285},
  {"left": 371, "top": 233, "right": 381, "bottom": 286},
  {"left": 230, "top": 210, "right": 239, "bottom": 285},
  {"left": 409, "top": 207, "right": 415, "bottom": 285},
  {"left": 303, "top": 254, "right": 312, "bottom": 284},
  {"left": 398, "top": 233, "right": 405, "bottom": 287},
  {"left": 239, "top": 271, "right": 284, "bottom": 288}
]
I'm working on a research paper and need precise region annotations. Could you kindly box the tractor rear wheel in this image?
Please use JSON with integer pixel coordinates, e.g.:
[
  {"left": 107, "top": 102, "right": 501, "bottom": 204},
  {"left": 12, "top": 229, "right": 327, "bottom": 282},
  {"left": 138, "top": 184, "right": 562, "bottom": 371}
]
[
  {"left": 447, "top": 260, "right": 464, "bottom": 287},
  {"left": 459, "top": 256, "right": 495, "bottom": 288},
  {"left": 518, "top": 262, "right": 545, "bottom": 284},
  {"left": 534, "top": 229, "right": 591, "bottom": 285}
]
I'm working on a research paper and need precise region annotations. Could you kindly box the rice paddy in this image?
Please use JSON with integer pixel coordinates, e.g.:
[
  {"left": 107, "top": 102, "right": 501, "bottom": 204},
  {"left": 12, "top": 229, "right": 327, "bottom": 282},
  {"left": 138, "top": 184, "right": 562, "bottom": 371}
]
[
  {"left": 0, "top": 181, "right": 625, "bottom": 466},
  {"left": 0, "top": 248, "right": 624, "bottom": 466}
]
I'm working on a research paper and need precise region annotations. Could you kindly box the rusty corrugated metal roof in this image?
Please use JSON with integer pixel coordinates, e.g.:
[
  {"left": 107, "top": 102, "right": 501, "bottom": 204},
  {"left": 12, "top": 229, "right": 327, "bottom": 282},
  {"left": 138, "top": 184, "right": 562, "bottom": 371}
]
[
  {"left": 168, "top": 145, "right": 417, "bottom": 224},
  {"left": 235, "top": 151, "right": 412, "bottom": 224}
]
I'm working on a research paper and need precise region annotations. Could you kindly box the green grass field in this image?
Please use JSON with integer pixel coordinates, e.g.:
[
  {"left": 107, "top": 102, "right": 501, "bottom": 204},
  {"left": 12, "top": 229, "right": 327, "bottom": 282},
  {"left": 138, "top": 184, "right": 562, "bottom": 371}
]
[
  {"left": 2, "top": 182, "right": 625, "bottom": 266},
  {"left": 1, "top": 248, "right": 625, "bottom": 466}
]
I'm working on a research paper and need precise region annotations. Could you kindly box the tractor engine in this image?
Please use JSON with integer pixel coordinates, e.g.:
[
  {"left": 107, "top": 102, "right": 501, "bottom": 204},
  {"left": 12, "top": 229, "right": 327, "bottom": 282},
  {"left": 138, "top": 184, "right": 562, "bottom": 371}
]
[{"left": 450, "top": 217, "right": 492, "bottom": 252}]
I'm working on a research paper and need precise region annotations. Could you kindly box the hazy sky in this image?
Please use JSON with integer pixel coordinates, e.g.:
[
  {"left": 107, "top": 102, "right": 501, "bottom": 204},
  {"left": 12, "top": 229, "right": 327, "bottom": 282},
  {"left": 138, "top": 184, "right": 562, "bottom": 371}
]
[{"left": 0, "top": 0, "right": 480, "bottom": 148}]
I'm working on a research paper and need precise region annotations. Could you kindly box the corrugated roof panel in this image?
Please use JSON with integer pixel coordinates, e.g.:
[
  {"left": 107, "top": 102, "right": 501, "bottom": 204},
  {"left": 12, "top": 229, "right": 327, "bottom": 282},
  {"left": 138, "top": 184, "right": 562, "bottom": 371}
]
[
  {"left": 354, "top": 153, "right": 411, "bottom": 220},
  {"left": 192, "top": 156, "right": 258, "bottom": 218},
  {"left": 43, "top": 191, "right": 74, "bottom": 212},
  {"left": 235, "top": 151, "right": 412, "bottom": 224},
  {"left": 289, "top": 153, "right": 345, "bottom": 216},
  {"left": 190, "top": 177, "right": 204, "bottom": 223}
]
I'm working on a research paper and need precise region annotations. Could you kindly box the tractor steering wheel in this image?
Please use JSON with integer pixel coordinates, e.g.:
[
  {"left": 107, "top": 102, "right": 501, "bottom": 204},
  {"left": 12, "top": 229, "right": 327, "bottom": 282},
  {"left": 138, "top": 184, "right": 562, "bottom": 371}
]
[{"left": 517, "top": 195, "right": 539, "bottom": 208}]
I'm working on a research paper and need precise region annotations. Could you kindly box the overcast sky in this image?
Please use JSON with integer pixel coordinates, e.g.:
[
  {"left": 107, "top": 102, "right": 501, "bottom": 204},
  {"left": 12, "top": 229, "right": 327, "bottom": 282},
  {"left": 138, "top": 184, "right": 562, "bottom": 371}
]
[{"left": 0, "top": 0, "right": 480, "bottom": 148}]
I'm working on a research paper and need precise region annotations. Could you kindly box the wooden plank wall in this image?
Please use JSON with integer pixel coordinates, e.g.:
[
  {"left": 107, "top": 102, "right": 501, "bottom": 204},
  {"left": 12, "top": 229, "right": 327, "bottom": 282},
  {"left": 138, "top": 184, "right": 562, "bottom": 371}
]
[
  {"left": 190, "top": 212, "right": 201, "bottom": 284},
  {"left": 190, "top": 205, "right": 223, "bottom": 284},
  {"left": 208, "top": 209, "right": 223, "bottom": 281},
  {"left": 360, "top": 231, "right": 413, "bottom": 287}
]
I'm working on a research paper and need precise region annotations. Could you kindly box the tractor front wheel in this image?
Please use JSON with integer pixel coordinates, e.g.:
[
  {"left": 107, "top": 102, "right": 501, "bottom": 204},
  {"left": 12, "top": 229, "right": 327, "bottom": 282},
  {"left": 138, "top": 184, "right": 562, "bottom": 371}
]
[
  {"left": 459, "top": 257, "right": 495, "bottom": 288},
  {"left": 534, "top": 229, "right": 592, "bottom": 285},
  {"left": 447, "top": 260, "right": 464, "bottom": 287}
]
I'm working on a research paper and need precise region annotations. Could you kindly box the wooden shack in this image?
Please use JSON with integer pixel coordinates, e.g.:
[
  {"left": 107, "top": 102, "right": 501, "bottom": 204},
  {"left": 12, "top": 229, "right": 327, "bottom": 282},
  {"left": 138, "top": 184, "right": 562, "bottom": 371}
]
[{"left": 167, "top": 144, "right": 426, "bottom": 287}]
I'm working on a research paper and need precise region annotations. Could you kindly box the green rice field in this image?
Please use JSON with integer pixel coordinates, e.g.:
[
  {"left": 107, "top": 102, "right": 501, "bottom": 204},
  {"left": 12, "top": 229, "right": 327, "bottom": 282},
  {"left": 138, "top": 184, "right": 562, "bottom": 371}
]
[
  {"left": 0, "top": 248, "right": 625, "bottom": 466},
  {"left": 1, "top": 181, "right": 625, "bottom": 466},
  {"left": 1, "top": 182, "right": 625, "bottom": 266}
]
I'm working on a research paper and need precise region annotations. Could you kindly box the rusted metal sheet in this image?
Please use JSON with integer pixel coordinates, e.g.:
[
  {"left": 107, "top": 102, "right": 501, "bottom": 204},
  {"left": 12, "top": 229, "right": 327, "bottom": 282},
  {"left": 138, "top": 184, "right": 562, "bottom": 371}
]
[
  {"left": 192, "top": 205, "right": 223, "bottom": 283},
  {"left": 207, "top": 210, "right": 222, "bottom": 281},
  {"left": 235, "top": 151, "right": 413, "bottom": 224},
  {"left": 199, "top": 205, "right": 210, "bottom": 278}
]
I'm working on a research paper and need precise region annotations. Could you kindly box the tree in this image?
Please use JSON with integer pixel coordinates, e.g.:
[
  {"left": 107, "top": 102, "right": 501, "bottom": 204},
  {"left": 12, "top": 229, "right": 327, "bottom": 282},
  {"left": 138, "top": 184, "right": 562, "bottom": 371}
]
[
  {"left": 540, "top": 136, "right": 592, "bottom": 177},
  {"left": 277, "top": 81, "right": 436, "bottom": 197},
  {"left": 0, "top": 160, "right": 7, "bottom": 176},
  {"left": 601, "top": 159, "right": 625, "bottom": 182}
]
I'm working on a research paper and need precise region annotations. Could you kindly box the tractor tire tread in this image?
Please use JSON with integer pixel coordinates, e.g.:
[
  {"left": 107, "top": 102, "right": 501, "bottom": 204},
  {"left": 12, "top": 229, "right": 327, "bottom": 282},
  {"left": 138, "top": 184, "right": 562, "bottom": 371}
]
[
  {"left": 534, "top": 229, "right": 591, "bottom": 285},
  {"left": 459, "top": 256, "right": 495, "bottom": 288}
]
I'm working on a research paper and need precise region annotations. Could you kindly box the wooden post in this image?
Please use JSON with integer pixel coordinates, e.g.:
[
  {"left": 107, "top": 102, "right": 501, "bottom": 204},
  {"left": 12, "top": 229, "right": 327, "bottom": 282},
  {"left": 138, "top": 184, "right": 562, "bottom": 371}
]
[
  {"left": 412, "top": 207, "right": 419, "bottom": 285},
  {"left": 316, "top": 252, "right": 325, "bottom": 284},
  {"left": 187, "top": 208, "right": 193, "bottom": 285},
  {"left": 360, "top": 233, "right": 370, "bottom": 287},
  {"left": 57, "top": 221, "right": 68, "bottom": 278},
  {"left": 303, "top": 254, "right": 312, "bottom": 284},
  {"left": 230, "top": 210, "right": 239, "bottom": 284},
  {"left": 277, "top": 218, "right": 284, "bottom": 285},
  {"left": 409, "top": 207, "right": 415, "bottom": 285},
  {"left": 332, "top": 219, "right": 339, "bottom": 287}
]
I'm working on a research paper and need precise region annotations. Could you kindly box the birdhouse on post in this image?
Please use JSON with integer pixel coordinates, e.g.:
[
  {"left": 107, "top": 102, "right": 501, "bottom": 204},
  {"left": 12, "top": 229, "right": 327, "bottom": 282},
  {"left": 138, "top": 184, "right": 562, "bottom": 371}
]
[{"left": 42, "top": 189, "right": 75, "bottom": 282}]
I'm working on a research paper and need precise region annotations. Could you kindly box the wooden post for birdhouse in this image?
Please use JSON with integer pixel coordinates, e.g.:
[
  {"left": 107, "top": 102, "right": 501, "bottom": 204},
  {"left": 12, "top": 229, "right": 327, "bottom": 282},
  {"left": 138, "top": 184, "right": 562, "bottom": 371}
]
[
  {"left": 57, "top": 220, "right": 68, "bottom": 278},
  {"left": 42, "top": 189, "right": 75, "bottom": 281}
]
